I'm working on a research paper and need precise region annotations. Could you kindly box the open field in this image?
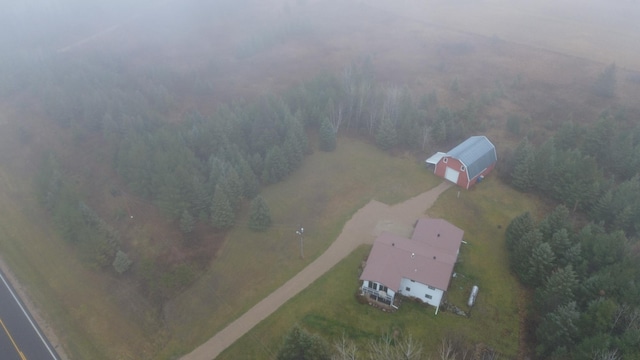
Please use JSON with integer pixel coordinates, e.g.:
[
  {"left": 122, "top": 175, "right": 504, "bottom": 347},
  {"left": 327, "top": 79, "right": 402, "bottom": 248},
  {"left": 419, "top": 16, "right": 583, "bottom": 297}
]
[
  {"left": 0, "top": 0, "right": 639, "bottom": 359},
  {"left": 363, "top": 0, "right": 640, "bottom": 71}
]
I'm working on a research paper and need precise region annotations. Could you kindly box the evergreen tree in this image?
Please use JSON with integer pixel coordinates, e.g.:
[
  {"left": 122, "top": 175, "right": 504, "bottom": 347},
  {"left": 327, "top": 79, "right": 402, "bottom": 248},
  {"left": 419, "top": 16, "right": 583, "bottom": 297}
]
[
  {"left": 284, "top": 128, "right": 305, "bottom": 167},
  {"left": 180, "top": 210, "right": 195, "bottom": 234},
  {"left": 155, "top": 166, "right": 191, "bottom": 220},
  {"left": 536, "top": 265, "right": 579, "bottom": 313},
  {"left": 549, "top": 229, "right": 573, "bottom": 267},
  {"left": 375, "top": 117, "right": 397, "bottom": 150},
  {"left": 505, "top": 211, "right": 535, "bottom": 251},
  {"left": 210, "top": 185, "right": 235, "bottom": 229},
  {"left": 277, "top": 326, "right": 331, "bottom": 360},
  {"left": 248, "top": 196, "right": 272, "bottom": 231},
  {"left": 592, "top": 63, "right": 617, "bottom": 98},
  {"left": 582, "top": 117, "right": 614, "bottom": 166},
  {"left": 319, "top": 117, "right": 336, "bottom": 151},
  {"left": 538, "top": 205, "right": 571, "bottom": 241},
  {"left": 250, "top": 153, "right": 264, "bottom": 179},
  {"left": 262, "top": 146, "right": 289, "bottom": 184},
  {"left": 189, "top": 175, "right": 210, "bottom": 220},
  {"left": 511, "top": 229, "right": 542, "bottom": 280},
  {"left": 536, "top": 301, "right": 580, "bottom": 358},
  {"left": 236, "top": 158, "right": 260, "bottom": 199},
  {"left": 511, "top": 138, "right": 535, "bottom": 191},
  {"left": 524, "top": 242, "right": 556, "bottom": 287},
  {"left": 531, "top": 139, "right": 557, "bottom": 194},
  {"left": 208, "top": 157, "right": 226, "bottom": 191},
  {"left": 554, "top": 121, "right": 581, "bottom": 151},
  {"left": 220, "top": 165, "right": 242, "bottom": 210},
  {"left": 112, "top": 250, "right": 133, "bottom": 274}
]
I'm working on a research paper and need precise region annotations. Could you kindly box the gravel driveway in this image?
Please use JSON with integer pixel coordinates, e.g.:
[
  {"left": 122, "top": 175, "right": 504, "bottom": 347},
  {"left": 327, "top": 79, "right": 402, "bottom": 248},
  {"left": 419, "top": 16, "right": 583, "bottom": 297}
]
[{"left": 181, "top": 181, "right": 451, "bottom": 360}]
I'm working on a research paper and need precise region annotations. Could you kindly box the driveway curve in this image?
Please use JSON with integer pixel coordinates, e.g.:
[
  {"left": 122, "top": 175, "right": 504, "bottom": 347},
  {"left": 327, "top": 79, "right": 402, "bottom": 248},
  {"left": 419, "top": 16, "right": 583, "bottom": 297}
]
[{"left": 181, "top": 181, "right": 451, "bottom": 360}]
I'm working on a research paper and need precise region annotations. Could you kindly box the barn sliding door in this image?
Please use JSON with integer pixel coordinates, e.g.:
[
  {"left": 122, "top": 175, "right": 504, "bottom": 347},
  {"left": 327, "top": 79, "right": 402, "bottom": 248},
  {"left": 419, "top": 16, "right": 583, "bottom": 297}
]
[{"left": 444, "top": 167, "right": 460, "bottom": 184}]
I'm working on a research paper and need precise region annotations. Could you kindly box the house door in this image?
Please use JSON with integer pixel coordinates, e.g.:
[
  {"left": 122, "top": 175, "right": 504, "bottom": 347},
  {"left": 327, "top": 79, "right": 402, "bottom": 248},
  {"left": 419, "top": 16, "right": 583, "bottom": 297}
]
[{"left": 444, "top": 167, "right": 460, "bottom": 184}]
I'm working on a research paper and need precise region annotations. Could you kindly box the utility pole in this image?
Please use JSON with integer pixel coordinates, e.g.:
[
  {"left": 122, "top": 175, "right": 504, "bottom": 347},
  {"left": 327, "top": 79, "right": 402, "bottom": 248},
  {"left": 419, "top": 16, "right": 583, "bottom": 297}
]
[{"left": 296, "top": 227, "right": 304, "bottom": 259}]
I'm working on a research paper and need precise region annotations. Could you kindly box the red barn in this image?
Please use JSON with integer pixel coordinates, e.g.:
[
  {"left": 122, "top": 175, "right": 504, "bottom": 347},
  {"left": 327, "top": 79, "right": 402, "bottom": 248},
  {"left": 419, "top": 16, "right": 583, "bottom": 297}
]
[{"left": 426, "top": 136, "right": 497, "bottom": 189}]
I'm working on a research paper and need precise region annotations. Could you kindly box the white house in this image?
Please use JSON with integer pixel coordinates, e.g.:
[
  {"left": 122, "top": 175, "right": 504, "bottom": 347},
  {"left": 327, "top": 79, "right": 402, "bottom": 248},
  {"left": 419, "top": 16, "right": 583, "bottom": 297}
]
[{"left": 359, "top": 218, "right": 464, "bottom": 314}]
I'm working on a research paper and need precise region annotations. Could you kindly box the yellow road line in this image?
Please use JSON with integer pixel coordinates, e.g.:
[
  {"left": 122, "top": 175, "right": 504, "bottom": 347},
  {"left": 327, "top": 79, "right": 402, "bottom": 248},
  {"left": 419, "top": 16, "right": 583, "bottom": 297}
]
[{"left": 0, "top": 317, "right": 27, "bottom": 360}]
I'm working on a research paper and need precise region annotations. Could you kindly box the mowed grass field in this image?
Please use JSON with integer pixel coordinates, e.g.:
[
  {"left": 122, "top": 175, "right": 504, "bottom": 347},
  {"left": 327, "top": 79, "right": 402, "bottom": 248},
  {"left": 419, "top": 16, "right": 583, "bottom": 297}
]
[
  {"left": 158, "top": 138, "right": 439, "bottom": 358},
  {"left": 217, "top": 173, "right": 544, "bottom": 359}
]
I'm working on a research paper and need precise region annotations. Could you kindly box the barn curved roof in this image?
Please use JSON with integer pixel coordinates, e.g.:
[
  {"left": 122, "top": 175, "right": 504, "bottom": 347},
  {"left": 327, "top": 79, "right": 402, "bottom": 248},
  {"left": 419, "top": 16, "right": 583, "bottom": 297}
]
[{"left": 447, "top": 136, "right": 497, "bottom": 180}]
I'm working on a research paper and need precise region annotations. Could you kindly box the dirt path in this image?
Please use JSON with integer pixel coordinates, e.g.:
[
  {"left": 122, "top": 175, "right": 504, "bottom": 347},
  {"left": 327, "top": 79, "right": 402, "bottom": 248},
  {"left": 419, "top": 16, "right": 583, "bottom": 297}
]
[{"left": 181, "top": 181, "right": 451, "bottom": 360}]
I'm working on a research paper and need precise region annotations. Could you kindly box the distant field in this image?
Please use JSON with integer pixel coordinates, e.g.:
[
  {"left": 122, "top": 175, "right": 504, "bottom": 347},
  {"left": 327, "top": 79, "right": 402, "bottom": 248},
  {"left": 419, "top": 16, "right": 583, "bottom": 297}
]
[
  {"left": 217, "top": 175, "right": 545, "bottom": 359},
  {"left": 364, "top": 0, "right": 640, "bottom": 71}
]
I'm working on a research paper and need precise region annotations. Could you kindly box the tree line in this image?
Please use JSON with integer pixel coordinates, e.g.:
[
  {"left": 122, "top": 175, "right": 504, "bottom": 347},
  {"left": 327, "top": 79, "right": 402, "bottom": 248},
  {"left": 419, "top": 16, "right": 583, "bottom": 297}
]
[
  {"left": 16, "top": 50, "right": 498, "bottom": 233},
  {"left": 35, "top": 154, "right": 133, "bottom": 274},
  {"left": 506, "top": 205, "right": 640, "bottom": 359},
  {"left": 501, "top": 114, "right": 640, "bottom": 238}
]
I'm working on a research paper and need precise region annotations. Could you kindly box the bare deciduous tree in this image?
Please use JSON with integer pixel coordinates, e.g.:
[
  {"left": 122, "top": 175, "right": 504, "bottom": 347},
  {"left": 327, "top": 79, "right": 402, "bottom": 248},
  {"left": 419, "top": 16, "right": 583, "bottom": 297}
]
[
  {"left": 368, "top": 331, "right": 423, "bottom": 360},
  {"left": 438, "top": 338, "right": 456, "bottom": 360},
  {"left": 333, "top": 333, "right": 357, "bottom": 360},
  {"left": 592, "top": 349, "right": 620, "bottom": 360}
]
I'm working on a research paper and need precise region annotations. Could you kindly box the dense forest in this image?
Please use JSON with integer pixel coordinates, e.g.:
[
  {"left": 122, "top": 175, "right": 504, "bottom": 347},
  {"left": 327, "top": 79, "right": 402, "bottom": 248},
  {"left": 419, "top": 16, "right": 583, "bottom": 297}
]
[
  {"left": 501, "top": 112, "right": 640, "bottom": 238},
  {"left": 506, "top": 206, "right": 640, "bottom": 359},
  {"left": 502, "top": 81, "right": 640, "bottom": 359}
]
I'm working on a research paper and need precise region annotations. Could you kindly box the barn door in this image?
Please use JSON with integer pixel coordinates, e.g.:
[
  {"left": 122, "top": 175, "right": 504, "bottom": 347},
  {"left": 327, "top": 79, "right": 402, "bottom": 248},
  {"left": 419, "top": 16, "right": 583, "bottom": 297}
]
[{"left": 444, "top": 167, "right": 460, "bottom": 184}]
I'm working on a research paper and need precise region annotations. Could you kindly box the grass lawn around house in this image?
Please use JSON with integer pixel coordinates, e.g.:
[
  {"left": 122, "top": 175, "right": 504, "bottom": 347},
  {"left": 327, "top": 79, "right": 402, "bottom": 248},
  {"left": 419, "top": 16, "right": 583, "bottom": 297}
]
[
  {"left": 218, "top": 174, "right": 544, "bottom": 359},
  {"left": 158, "top": 138, "right": 440, "bottom": 358}
]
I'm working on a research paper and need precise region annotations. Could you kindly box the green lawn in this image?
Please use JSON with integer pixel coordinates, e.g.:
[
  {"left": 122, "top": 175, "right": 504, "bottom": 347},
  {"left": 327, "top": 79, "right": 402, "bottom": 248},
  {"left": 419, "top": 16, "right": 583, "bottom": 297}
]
[
  {"left": 218, "top": 174, "right": 543, "bottom": 359},
  {"left": 158, "top": 138, "right": 439, "bottom": 358}
]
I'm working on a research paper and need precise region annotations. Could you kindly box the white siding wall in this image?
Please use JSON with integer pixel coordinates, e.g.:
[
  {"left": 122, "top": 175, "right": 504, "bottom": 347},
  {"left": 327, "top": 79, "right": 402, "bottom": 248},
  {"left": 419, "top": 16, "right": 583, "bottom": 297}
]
[{"left": 398, "top": 278, "right": 444, "bottom": 307}]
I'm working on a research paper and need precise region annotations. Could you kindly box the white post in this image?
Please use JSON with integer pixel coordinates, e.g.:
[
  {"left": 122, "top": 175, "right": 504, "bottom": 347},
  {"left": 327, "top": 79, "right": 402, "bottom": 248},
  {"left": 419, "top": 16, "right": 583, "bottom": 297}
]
[{"left": 296, "top": 227, "right": 304, "bottom": 259}]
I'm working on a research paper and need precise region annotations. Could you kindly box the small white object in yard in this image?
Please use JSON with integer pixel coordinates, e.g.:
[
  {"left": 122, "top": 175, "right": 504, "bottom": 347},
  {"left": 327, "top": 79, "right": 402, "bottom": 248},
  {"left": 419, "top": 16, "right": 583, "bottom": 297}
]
[
  {"left": 468, "top": 285, "right": 479, "bottom": 307},
  {"left": 130, "top": 215, "right": 134, "bottom": 219}
]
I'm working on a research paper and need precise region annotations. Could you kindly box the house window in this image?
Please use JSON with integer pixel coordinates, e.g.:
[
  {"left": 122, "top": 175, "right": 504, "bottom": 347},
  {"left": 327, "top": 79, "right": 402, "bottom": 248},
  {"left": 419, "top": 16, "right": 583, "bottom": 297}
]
[
  {"left": 380, "top": 285, "right": 388, "bottom": 292},
  {"left": 425, "top": 294, "right": 432, "bottom": 299},
  {"left": 460, "top": 165, "right": 466, "bottom": 171},
  {"left": 428, "top": 286, "right": 436, "bottom": 290},
  {"left": 405, "top": 287, "right": 411, "bottom": 292},
  {"left": 443, "top": 158, "right": 448, "bottom": 163}
]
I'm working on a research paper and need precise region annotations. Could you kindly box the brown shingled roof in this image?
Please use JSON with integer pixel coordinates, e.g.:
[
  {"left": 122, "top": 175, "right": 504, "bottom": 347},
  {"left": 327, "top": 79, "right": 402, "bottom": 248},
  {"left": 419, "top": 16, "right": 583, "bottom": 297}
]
[{"left": 360, "top": 218, "right": 464, "bottom": 291}]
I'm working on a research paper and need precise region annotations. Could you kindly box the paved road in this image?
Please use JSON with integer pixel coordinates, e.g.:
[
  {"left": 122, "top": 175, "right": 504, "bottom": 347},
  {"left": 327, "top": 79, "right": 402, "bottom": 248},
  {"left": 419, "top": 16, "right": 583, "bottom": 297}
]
[
  {"left": 182, "top": 181, "right": 451, "bottom": 360},
  {"left": 0, "top": 269, "right": 59, "bottom": 360}
]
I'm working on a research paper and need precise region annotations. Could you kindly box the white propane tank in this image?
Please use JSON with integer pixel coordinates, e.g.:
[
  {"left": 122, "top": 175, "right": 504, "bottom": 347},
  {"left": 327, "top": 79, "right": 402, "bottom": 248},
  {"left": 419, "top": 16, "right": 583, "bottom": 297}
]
[{"left": 468, "top": 285, "right": 479, "bottom": 307}]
